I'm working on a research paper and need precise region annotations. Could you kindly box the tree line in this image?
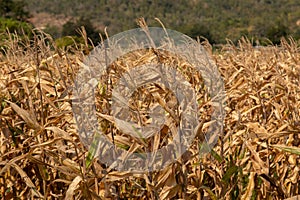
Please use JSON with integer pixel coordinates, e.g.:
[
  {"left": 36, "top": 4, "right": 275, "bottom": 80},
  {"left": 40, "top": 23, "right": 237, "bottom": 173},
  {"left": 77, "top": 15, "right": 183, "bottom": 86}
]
[{"left": 1, "top": 0, "right": 300, "bottom": 46}]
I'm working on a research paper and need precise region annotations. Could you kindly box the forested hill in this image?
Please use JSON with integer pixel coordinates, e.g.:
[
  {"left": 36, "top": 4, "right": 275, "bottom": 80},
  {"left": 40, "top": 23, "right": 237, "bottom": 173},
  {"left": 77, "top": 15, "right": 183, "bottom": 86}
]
[{"left": 25, "top": 0, "right": 300, "bottom": 44}]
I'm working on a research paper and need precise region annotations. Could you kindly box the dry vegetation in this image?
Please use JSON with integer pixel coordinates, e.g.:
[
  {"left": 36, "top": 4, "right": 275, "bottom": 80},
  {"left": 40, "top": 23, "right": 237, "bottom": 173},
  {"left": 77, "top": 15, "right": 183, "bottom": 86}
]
[{"left": 0, "top": 26, "right": 300, "bottom": 199}]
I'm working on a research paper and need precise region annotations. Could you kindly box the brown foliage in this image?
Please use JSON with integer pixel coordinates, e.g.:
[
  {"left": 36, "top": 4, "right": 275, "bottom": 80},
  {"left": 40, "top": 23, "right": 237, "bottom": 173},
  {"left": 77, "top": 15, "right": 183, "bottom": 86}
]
[{"left": 0, "top": 29, "right": 299, "bottom": 199}]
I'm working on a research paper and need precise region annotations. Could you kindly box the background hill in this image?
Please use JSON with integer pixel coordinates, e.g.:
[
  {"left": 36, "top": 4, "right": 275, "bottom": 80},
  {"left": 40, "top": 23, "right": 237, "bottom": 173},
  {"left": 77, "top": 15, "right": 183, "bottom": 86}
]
[{"left": 24, "top": 0, "right": 300, "bottom": 44}]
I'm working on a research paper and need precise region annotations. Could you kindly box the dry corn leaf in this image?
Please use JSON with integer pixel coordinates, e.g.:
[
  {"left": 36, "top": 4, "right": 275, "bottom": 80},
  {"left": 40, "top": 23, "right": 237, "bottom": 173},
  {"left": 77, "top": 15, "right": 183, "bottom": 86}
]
[
  {"left": 6, "top": 100, "right": 42, "bottom": 131},
  {"left": 159, "top": 184, "right": 180, "bottom": 200},
  {"left": 155, "top": 166, "right": 176, "bottom": 188},
  {"left": 62, "top": 158, "right": 82, "bottom": 173},
  {"left": 284, "top": 195, "right": 300, "bottom": 200},
  {"left": 245, "top": 141, "right": 268, "bottom": 174},
  {"left": 241, "top": 172, "right": 255, "bottom": 200},
  {"left": 65, "top": 176, "right": 82, "bottom": 200},
  {"left": 45, "top": 126, "right": 73, "bottom": 141},
  {"left": 106, "top": 171, "right": 143, "bottom": 182},
  {"left": 271, "top": 144, "right": 300, "bottom": 155},
  {"left": 11, "top": 163, "right": 43, "bottom": 198},
  {"left": 0, "top": 152, "right": 29, "bottom": 175},
  {"left": 31, "top": 137, "right": 65, "bottom": 148},
  {"left": 246, "top": 122, "right": 269, "bottom": 139}
]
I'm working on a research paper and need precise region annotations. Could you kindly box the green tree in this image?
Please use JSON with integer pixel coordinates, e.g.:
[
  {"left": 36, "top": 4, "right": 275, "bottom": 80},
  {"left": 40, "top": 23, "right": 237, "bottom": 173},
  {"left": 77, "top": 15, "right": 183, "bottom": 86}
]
[
  {"left": 178, "top": 23, "right": 215, "bottom": 44},
  {"left": 25, "top": 0, "right": 300, "bottom": 45},
  {"left": 0, "top": 0, "right": 30, "bottom": 21},
  {"left": 0, "top": 17, "right": 32, "bottom": 34},
  {"left": 62, "top": 16, "right": 101, "bottom": 44},
  {"left": 266, "top": 22, "right": 290, "bottom": 44},
  {"left": 294, "top": 27, "right": 300, "bottom": 40},
  {"left": 44, "top": 24, "right": 61, "bottom": 39},
  {"left": 0, "top": 17, "right": 33, "bottom": 48}
]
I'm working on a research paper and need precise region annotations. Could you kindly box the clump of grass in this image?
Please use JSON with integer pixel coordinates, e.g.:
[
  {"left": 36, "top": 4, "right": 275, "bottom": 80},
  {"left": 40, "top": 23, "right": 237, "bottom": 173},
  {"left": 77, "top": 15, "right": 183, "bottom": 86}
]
[{"left": 0, "top": 23, "right": 299, "bottom": 200}]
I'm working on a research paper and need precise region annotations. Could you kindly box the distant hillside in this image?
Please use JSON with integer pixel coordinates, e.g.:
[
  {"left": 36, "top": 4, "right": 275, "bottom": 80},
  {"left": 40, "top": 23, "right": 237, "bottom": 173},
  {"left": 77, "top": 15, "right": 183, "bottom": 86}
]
[{"left": 25, "top": 0, "right": 300, "bottom": 44}]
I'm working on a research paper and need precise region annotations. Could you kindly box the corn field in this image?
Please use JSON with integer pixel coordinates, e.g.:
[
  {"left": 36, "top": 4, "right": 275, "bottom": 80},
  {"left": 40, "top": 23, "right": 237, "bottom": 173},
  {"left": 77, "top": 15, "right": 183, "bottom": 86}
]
[{"left": 0, "top": 26, "right": 300, "bottom": 199}]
